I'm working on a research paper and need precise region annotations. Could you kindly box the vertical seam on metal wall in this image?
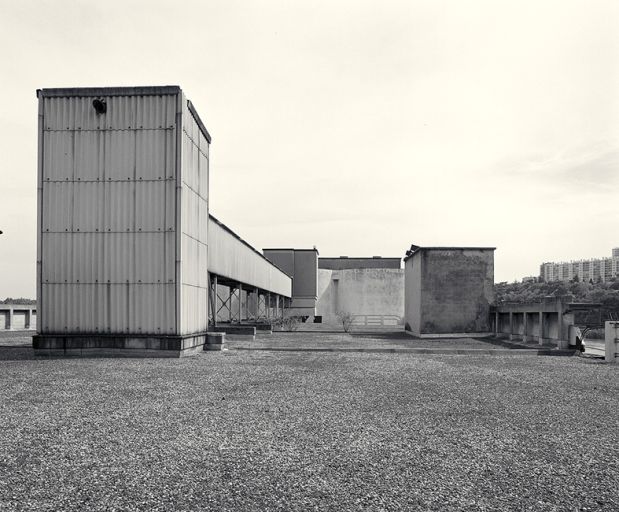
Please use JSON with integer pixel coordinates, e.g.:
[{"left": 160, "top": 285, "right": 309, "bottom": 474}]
[
  {"left": 418, "top": 254, "right": 423, "bottom": 325},
  {"left": 37, "top": 96, "right": 44, "bottom": 333},
  {"left": 174, "top": 93, "right": 183, "bottom": 334}
]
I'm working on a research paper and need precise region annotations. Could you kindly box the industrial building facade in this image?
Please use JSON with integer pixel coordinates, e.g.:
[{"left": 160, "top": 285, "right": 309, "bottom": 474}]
[
  {"left": 31, "top": 85, "right": 503, "bottom": 355},
  {"left": 34, "top": 86, "right": 291, "bottom": 357},
  {"left": 540, "top": 248, "right": 619, "bottom": 283}
]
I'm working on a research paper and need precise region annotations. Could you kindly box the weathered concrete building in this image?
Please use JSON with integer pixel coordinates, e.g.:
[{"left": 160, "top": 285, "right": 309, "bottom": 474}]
[
  {"left": 404, "top": 246, "right": 495, "bottom": 337},
  {"left": 316, "top": 267, "right": 404, "bottom": 326}
]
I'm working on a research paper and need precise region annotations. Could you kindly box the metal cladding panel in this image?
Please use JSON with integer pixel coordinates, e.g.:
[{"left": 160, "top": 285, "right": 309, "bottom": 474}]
[
  {"left": 41, "top": 232, "right": 175, "bottom": 284},
  {"left": 181, "top": 234, "right": 203, "bottom": 287},
  {"left": 181, "top": 285, "right": 208, "bottom": 335},
  {"left": 43, "top": 130, "right": 176, "bottom": 181},
  {"left": 42, "top": 94, "right": 177, "bottom": 131},
  {"left": 41, "top": 283, "right": 175, "bottom": 334},
  {"left": 39, "top": 90, "right": 179, "bottom": 335},
  {"left": 208, "top": 217, "right": 292, "bottom": 297},
  {"left": 179, "top": 96, "right": 209, "bottom": 335}
]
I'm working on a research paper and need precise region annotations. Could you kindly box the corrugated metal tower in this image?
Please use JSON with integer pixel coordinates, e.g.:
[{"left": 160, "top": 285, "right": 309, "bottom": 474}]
[{"left": 34, "top": 86, "right": 210, "bottom": 357}]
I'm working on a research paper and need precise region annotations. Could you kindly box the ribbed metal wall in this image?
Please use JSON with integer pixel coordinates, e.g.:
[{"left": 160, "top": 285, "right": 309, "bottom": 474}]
[
  {"left": 208, "top": 216, "right": 292, "bottom": 297},
  {"left": 179, "top": 95, "right": 209, "bottom": 335},
  {"left": 38, "top": 90, "right": 179, "bottom": 334}
]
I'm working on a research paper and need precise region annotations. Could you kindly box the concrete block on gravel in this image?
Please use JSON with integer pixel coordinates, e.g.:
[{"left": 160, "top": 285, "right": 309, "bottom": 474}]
[
  {"left": 204, "top": 332, "right": 226, "bottom": 351},
  {"left": 209, "top": 326, "right": 256, "bottom": 336}
]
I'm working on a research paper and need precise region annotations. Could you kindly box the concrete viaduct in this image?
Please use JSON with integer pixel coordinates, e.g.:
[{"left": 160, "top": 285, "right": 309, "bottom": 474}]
[{"left": 492, "top": 296, "right": 601, "bottom": 348}]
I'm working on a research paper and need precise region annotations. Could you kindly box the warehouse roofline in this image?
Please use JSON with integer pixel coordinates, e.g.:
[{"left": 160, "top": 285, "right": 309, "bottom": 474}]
[
  {"left": 263, "top": 248, "right": 319, "bottom": 254},
  {"left": 319, "top": 256, "right": 401, "bottom": 260},
  {"left": 404, "top": 245, "right": 496, "bottom": 262},
  {"left": 209, "top": 215, "right": 287, "bottom": 275},
  {"left": 36, "top": 85, "right": 182, "bottom": 98},
  {"left": 36, "top": 86, "right": 212, "bottom": 143},
  {"left": 187, "top": 100, "right": 211, "bottom": 143}
]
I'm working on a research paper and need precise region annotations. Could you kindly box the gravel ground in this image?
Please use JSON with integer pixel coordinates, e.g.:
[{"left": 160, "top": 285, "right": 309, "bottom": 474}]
[{"left": 0, "top": 348, "right": 617, "bottom": 511}]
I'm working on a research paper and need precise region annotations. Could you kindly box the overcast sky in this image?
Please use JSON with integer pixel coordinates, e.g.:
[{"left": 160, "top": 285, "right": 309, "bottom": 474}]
[{"left": 0, "top": 0, "right": 617, "bottom": 298}]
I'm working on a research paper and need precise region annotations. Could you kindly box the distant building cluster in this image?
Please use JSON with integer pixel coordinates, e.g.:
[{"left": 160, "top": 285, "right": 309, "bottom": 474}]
[{"left": 540, "top": 248, "right": 619, "bottom": 283}]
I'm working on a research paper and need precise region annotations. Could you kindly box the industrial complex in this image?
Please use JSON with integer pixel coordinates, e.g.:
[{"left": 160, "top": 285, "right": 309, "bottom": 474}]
[{"left": 23, "top": 85, "right": 610, "bottom": 358}]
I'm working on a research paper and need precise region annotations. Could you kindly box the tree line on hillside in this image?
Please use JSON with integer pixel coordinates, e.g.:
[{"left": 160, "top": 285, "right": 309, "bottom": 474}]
[
  {"left": 0, "top": 298, "right": 36, "bottom": 305},
  {"left": 495, "top": 279, "right": 619, "bottom": 321}
]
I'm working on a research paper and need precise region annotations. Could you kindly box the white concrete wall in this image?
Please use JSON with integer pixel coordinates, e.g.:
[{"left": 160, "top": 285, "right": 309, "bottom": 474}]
[
  {"left": 404, "top": 255, "right": 422, "bottom": 335},
  {"left": 316, "top": 268, "right": 404, "bottom": 324}
]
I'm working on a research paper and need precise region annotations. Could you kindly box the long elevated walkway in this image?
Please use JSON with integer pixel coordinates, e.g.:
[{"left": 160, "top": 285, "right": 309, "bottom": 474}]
[{"left": 208, "top": 215, "right": 291, "bottom": 324}]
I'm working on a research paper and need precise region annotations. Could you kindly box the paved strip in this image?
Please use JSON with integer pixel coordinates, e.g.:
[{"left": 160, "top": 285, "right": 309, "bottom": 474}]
[{"left": 229, "top": 346, "right": 578, "bottom": 356}]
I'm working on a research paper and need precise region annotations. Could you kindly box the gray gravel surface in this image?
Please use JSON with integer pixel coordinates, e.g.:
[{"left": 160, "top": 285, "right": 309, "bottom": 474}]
[{"left": 1, "top": 349, "right": 617, "bottom": 511}]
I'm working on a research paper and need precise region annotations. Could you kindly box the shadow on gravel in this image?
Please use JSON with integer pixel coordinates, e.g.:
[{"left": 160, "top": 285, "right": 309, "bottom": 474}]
[
  {"left": 353, "top": 332, "right": 549, "bottom": 351},
  {"left": 351, "top": 331, "right": 411, "bottom": 340},
  {"left": 0, "top": 347, "right": 34, "bottom": 361}
]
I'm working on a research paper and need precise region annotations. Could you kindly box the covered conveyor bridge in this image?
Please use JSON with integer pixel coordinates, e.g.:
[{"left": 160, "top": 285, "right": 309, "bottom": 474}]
[{"left": 207, "top": 215, "right": 292, "bottom": 325}]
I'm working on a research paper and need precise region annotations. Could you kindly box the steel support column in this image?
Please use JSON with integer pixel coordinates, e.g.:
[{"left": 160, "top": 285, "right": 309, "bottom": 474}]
[
  {"left": 238, "top": 284, "right": 243, "bottom": 324},
  {"left": 208, "top": 274, "right": 218, "bottom": 327}
]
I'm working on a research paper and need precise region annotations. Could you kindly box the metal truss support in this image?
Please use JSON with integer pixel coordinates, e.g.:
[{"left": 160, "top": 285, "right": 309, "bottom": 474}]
[
  {"left": 215, "top": 283, "right": 240, "bottom": 324},
  {"left": 266, "top": 293, "right": 271, "bottom": 320},
  {"left": 238, "top": 284, "right": 244, "bottom": 324},
  {"left": 252, "top": 287, "right": 259, "bottom": 321},
  {"left": 208, "top": 274, "right": 218, "bottom": 327},
  {"left": 256, "top": 291, "right": 267, "bottom": 320}
]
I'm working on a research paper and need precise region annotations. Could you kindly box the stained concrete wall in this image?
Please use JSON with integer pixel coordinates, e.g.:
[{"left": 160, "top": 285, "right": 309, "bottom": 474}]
[
  {"left": 319, "top": 257, "right": 401, "bottom": 270},
  {"left": 404, "top": 256, "right": 422, "bottom": 335},
  {"left": 316, "top": 268, "right": 404, "bottom": 324},
  {"left": 405, "top": 248, "right": 495, "bottom": 336}
]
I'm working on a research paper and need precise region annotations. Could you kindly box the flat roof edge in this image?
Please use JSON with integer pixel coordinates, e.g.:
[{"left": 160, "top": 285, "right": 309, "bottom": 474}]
[
  {"left": 263, "top": 248, "right": 319, "bottom": 253},
  {"left": 319, "top": 257, "right": 401, "bottom": 260},
  {"left": 404, "top": 246, "right": 496, "bottom": 262},
  {"left": 416, "top": 247, "right": 496, "bottom": 251},
  {"left": 187, "top": 100, "right": 212, "bottom": 143},
  {"left": 36, "top": 86, "right": 182, "bottom": 98},
  {"left": 209, "top": 215, "right": 290, "bottom": 277}
]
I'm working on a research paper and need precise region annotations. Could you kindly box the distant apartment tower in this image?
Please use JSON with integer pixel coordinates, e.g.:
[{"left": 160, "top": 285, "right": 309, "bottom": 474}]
[{"left": 539, "top": 248, "right": 619, "bottom": 283}]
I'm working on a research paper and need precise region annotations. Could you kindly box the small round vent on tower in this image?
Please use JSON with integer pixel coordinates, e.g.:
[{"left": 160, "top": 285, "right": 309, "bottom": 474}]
[{"left": 92, "top": 99, "right": 107, "bottom": 114}]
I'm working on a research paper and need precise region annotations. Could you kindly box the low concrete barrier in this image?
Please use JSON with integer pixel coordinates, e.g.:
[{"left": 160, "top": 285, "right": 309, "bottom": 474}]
[
  {"left": 604, "top": 321, "right": 619, "bottom": 363},
  {"left": 204, "top": 332, "right": 226, "bottom": 351},
  {"left": 209, "top": 325, "right": 256, "bottom": 341},
  {"left": 252, "top": 323, "right": 273, "bottom": 332}
]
